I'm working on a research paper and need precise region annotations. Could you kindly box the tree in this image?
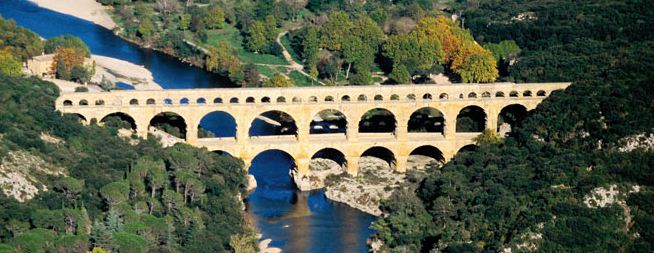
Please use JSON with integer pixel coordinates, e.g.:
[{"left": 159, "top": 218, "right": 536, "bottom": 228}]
[
  {"left": 0, "top": 16, "right": 44, "bottom": 61},
  {"left": 263, "top": 15, "right": 278, "bottom": 43},
  {"left": 342, "top": 36, "right": 373, "bottom": 79},
  {"left": 383, "top": 32, "right": 443, "bottom": 78},
  {"left": 302, "top": 27, "right": 320, "bottom": 70},
  {"left": 44, "top": 35, "right": 90, "bottom": 57},
  {"left": 0, "top": 49, "right": 22, "bottom": 77},
  {"left": 137, "top": 18, "right": 154, "bottom": 41},
  {"left": 262, "top": 73, "right": 294, "bottom": 87},
  {"left": 389, "top": 64, "right": 411, "bottom": 84},
  {"left": 205, "top": 6, "right": 225, "bottom": 29},
  {"left": 473, "top": 129, "right": 503, "bottom": 145},
  {"left": 100, "top": 181, "right": 130, "bottom": 207},
  {"left": 51, "top": 47, "right": 88, "bottom": 82},
  {"left": 451, "top": 43, "right": 499, "bottom": 83},
  {"left": 349, "top": 70, "right": 373, "bottom": 85},
  {"left": 320, "top": 11, "right": 352, "bottom": 51},
  {"left": 485, "top": 40, "right": 521, "bottom": 64},
  {"left": 179, "top": 14, "right": 191, "bottom": 31},
  {"left": 54, "top": 177, "right": 84, "bottom": 200},
  {"left": 145, "top": 159, "right": 167, "bottom": 199},
  {"left": 246, "top": 21, "right": 267, "bottom": 53}
]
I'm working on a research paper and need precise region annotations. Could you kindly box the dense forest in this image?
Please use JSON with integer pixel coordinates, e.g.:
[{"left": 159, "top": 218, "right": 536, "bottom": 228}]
[
  {"left": 0, "top": 74, "right": 255, "bottom": 252},
  {"left": 96, "top": 0, "right": 505, "bottom": 86},
  {"left": 0, "top": 20, "right": 254, "bottom": 252},
  {"left": 374, "top": 0, "right": 654, "bottom": 252}
]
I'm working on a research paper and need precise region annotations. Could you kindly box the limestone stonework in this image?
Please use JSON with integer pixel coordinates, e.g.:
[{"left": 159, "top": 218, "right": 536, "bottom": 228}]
[{"left": 55, "top": 82, "right": 570, "bottom": 176}]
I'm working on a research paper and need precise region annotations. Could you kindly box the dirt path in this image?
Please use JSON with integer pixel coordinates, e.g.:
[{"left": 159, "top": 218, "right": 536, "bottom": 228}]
[{"left": 272, "top": 28, "right": 326, "bottom": 86}]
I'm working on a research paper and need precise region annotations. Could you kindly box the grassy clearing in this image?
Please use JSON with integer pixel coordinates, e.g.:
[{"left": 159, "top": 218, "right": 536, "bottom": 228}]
[
  {"left": 289, "top": 71, "right": 319, "bottom": 87},
  {"left": 255, "top": 65, "right": 278, "bottom": 78},
  {"left": 204, "top": 25, "right": 288, "bottom": 65}
]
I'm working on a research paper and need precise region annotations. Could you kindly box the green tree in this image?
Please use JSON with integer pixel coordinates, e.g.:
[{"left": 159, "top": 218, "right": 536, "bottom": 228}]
[
  {"left": 320, "top": 11, "right": 352, "bottom": 51},
  {"left": 484, "top": 40, "right": 521, "bottom": 63},
  {"left": 0, "top": 49, "right": 22, "bottom": 77},
  {"left": 205, "top": 6, "right": 225, "bottom": 29},
  {"left": 389, "top": 64, "right": 411, "bottom": 84},
  {"left": 262, "top": 73, "right": 294, "bottom": 87},
  {"left": 53, "top": 177, "right": 84, "bottom": 200},
  {"left": 263, "top": 15, "right": 278, "bottom": 43},
  {"left": 246, "top": 21, "right": 267, "bottom": 53},
  {"left": 137, "top": 18, "right": 154, "bottom": 41},
  {"left": 100, "top": 181, "right": 130, "bottom": 207},
  {"left": 179, "top": 14, "right": 191, "bottom": 31},
  {"left": 44, "top": 35, "right": 90, "bottom": 57},
  {"left": 302, "top": 27, "right": 320, "bottom": 71}
]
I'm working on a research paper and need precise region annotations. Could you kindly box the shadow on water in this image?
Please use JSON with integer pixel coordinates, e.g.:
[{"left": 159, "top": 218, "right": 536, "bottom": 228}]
[
  {"left": 246, "top": 151, "right": 375, "bottom": 253},
  {"left": 0, "top": 0, "right": 234, "bottom": 89}
]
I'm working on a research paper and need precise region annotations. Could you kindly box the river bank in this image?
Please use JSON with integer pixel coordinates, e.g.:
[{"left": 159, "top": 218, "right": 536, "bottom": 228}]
[{"left": 28, "top": 0, "right": 116, "bottom": 30}]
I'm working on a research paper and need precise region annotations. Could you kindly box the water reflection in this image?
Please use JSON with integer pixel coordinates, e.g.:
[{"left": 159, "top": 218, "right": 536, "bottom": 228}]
[{"left": 247, "top": 151, "right": 375, "bottom": 253}]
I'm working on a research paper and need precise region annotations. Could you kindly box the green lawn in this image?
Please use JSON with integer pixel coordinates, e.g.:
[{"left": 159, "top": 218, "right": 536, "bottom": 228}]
[
  {"left": 254, "top": 65, "right": 278, "bottom": 78},
  {"left": 289, "top": 71, "right": 319, "bottom": 87},
  {"left": 204, "top": 24, "right": 288, "bottom": 65}
]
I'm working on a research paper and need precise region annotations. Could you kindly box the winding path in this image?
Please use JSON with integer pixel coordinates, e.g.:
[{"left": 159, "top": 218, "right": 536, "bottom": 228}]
[{"left": 273, "top": 28, "right": 326, "bottom": 86}]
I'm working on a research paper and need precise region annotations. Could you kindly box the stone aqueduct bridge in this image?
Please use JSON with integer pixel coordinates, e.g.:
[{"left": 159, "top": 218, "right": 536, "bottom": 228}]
[{"left": 55, "top": 82, "right": 570, "bottom": 176}]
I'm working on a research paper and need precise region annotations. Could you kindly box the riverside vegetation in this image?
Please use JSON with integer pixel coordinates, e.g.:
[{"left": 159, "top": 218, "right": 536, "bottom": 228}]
[
  {"left": 96, "top": 0, "right": 506, "bottom": 87},
  {"left": 373, "top": 0, "right": 654, "bottom": 252}
]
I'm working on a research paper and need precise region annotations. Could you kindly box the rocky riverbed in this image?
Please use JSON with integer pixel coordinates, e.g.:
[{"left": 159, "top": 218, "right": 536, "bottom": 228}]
[{"left": 292, "top": 155, "right": 441, "bottom": 216}]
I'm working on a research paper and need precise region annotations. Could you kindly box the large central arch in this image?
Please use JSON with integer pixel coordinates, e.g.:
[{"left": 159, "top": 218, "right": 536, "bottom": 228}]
[
  {"left": 249, "top": 110, "right": 298, "bottom": 137},
  {"left": 359, "top": 108, "right": 397, "bottom": 133},
  {"left": 408, "top": 107, "right": 445, "bottom": 134},
  {"left": 456, "top": 106, "right": 486, "bottom": 132},
  {"left": 198, "top": 111, "right": 237, "bottom": 138},
  {"left": 249, "top": 149, "right": 297, "bottom": 190},
  {"left": 310, "top": 109, "right": 347, "bottom": 135}
]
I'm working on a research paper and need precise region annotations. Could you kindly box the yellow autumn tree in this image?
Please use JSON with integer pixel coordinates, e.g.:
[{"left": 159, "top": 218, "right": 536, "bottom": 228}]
[
  {"left": 414, "top": 16, "right": 464, "bottom": 62},
  {"left": 451, "top": 42, "right": 499, "bottom": 83},
  {"left": 50, "top": 47, "right": 91, "bottom": 82},
  {"left": 411, "top": 16, "right": 498, "bottom": 83},
  {"left": 262, "top": 73, "right": 294, "bottom": 87}
]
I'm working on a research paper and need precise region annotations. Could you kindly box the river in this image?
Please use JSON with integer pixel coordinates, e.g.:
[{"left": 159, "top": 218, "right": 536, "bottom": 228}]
[{"left": 0, "top": 1, "right": 376, "bottom": 252}]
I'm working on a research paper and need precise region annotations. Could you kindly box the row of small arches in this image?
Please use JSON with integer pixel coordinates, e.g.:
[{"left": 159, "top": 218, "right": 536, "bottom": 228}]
[{"left": 64, "top": 90, "right": 547, "bottom": 107}]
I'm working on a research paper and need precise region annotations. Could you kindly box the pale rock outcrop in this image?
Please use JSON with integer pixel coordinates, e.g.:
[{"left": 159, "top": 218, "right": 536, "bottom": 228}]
[
  {"left": 324, "top": 157, "right": 405, "bottom": 216},
  {"left": 618, "top": 133, "right": 654, "bottom": 152},
  {"left": 584, "top": 184, "right": 641, "bottom": 237},
  {"left": 0, "top": 151, "right": 66, "bottom": 202},
  {"left": 293, "top": 158, "right": 344, "bottom": 191},
  {"left": 584, "top": 184, "right": 640, "bottom": 209},
  {"left": 293, "top": 155, "right": 440, "bottom": 216},
  {"left": 247, "top": 174, "right": 257, "bottom": 192}
]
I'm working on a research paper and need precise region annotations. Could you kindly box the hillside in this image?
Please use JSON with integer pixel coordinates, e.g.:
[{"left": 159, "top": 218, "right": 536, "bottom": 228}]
[
  {"left": 373, "top": 0, "right": 654, "bottom": 252},
  {"left": 0, "top": 75, "right": 255, "bottom": 252}
]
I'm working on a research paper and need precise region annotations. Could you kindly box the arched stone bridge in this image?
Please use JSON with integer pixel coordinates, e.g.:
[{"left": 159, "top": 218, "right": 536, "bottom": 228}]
[{"left": 55, "top": 82, "right": 570, "bottom": 176}]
